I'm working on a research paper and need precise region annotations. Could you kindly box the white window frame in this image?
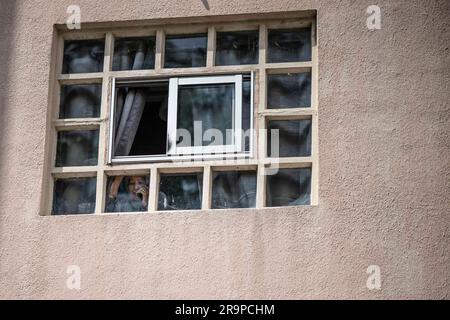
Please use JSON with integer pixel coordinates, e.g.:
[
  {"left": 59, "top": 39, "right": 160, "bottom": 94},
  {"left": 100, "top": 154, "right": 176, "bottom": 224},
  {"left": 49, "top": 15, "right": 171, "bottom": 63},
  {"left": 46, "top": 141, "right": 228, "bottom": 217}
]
[
  {"left": 167, "top": 74, "right": 243, "bottom": 156},
  {"left": 109, "top": 74, "right": 250, "bottom": 164}
]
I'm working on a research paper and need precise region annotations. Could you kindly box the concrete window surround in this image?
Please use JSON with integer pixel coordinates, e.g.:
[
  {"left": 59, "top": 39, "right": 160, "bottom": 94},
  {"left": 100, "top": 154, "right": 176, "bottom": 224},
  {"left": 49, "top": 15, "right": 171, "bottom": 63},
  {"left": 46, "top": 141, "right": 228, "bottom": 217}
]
[{"left": 43, "top": 13, "right": 319, "bottom": 215}]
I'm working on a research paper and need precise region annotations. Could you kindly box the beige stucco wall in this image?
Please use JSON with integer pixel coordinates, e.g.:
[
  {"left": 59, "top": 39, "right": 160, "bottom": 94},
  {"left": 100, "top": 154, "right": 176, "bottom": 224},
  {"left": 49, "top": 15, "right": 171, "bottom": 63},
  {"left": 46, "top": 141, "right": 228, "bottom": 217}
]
[{"left": 0, "top": 0, "right": 449, "bottom": 299}]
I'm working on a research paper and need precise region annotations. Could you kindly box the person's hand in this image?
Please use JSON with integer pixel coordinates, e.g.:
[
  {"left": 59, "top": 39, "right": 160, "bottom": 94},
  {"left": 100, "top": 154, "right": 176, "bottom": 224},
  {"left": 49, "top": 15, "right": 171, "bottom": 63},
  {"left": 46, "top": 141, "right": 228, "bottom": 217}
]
[
  {"left": 109, "top": 176, "right": 124, "bottom": 199},
  {"left": 135, "top": 186, "right": 149, "bottom": 207}
]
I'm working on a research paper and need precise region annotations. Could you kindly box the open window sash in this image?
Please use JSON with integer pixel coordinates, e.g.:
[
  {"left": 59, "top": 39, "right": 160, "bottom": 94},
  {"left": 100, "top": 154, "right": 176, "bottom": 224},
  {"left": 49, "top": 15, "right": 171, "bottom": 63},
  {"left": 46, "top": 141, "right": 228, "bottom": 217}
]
[{"left": 167, "top": 75, "right": 243, "bottom": 155}]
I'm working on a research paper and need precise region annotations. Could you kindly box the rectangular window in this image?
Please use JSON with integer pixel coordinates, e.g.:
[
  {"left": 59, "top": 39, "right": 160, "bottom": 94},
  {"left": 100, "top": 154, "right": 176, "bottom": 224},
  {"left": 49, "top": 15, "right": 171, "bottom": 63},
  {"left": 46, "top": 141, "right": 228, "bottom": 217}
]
[
  {"left": 267, "top": 27, "right": 311, "bottom": 63},
  {"left": 110, "top": 74, "right": 251, "bottom": 161},
  {"left": 266, "top": 168, "right": 311, "bottom": 206},
  {"left": 56, "top": 130, "right": 99, "bottom": 167},
  {"left": 45, "top": 13, "right": 318, "bottom": 215},
  {"left": 106, "top": 175, "right": 150, "bottom": 212},
  {"left": 158, "top": 173, "right": 203, "bottom": 210},
  {"left": 168, "top": 75, "right": 243, "bottom": 155},
  {"left": 267, "top": 119, "right": 311, "bottom": 157},
  {"left": 164, "top": 33, "right": 207, "bottom": 68},
  {"left": 112, "top": 81, "right": 169, "bottom": 157},
  {"left": 267, "top": 72, "right": 311, "bottom": 108},
  {"left": 59, "top": 84, "right": 102, "bottom": 119},
  {"left": 62, "top": 39, "right": 105, "bottom": 73},
  {"left": 211, "top": 170, "right": 257, "bottom": 209},
  {"left": 112, "top": 37, "right": 156, "bottom": 71},
  {"left": 53, "top": 177, "right": 97, "bottom": 215},
  {"left": 215, "top": 30, "right": 259, "bottom": 66}
]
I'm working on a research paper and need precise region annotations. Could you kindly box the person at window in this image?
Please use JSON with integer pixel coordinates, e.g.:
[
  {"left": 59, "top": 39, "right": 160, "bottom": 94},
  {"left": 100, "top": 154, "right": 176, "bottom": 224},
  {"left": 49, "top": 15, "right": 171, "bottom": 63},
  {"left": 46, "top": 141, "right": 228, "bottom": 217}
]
[{"left": 107, "top": 176, "right": 149, "bottom": 212}]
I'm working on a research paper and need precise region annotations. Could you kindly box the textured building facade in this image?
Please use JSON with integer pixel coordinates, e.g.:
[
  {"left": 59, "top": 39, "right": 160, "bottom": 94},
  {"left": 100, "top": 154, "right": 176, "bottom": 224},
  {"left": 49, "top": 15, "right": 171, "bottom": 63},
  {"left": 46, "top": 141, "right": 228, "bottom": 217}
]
[{"left": 0, "top": 0, "right": 449, "bottom": 299}]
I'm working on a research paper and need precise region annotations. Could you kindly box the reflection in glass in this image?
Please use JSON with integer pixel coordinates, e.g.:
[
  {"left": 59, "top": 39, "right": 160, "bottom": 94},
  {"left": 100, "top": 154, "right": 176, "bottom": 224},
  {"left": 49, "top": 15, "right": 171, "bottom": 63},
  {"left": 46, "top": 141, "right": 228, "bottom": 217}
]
[
  {"left": 215, "top": 30, "right": 259, "bottom": 66},
  {"left": 62, "top": 39, "right": 105, "bottom": 74},
  {"left": 112, "top": 37, "right": 156, "bottom": 71},
  {"left": 177, "top": 83, "right": 234, "bottom": 148},
  {"left": 268, "top": 28, "right": 311, "bottom": 63},
  {"left": 211, "top": 171, "right": 256, "bottom": 209},
  {"left": 158, "top": 173, "right": 203, "bottom": 210},
  {"left": 52, "top": 177, "right": 96, "bottom": 215},
  {"left": 267, "top": 72, "right": 311, "bottom": 108},
  {"left": 56, "top": 130, "right": 99, "bottom": 167},
  {"left": 105, "top": 175, "right": 149, "bottom": 212},
  {"left": 113, "top": 82, "right": 168, "bottom": 156},
  {"left": 59, "top": 84, "right": 101, "bottom": 119},
  {"left": 267, "top": 120, "right": 311, "bottom": 157},
  {"left": 266, "top": 168, "right": 311, "bottom": 206},
  {"left": 164, "top": 34, "right": 207, "bottom": 68}
]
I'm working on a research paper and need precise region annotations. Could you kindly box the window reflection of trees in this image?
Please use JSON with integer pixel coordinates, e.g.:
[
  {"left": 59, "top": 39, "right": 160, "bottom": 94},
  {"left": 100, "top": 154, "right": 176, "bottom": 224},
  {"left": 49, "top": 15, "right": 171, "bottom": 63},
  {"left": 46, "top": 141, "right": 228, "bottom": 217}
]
[
  {"left": 212, "top": 171, "right": 256, "bottom": 209},
  {"left": 53, "top": 178, "right": 96, "bottom": 215},
  {"left": 268, "top": 73, "right": 311, "bottom": 108},
  {"left": 60, "top": 84, "right": 101, "bottom": 118},
  {"left": 216, "top": 31, "right": 259, "bottom": 66},
  {"left": 56, "top": 130, "right": 99, "bottom": 166},
  {"left": 164, "top": 34, "right": 207, "bottom": 68},
  {"left": 268, "top": 120, "right": 311, "bottom": 157},
  {"left": 158, "top": 174, "right": 203, "bottom": 210},
  {"left": 268, "top": 28, "right": 311, "bottom": 63},
  {"left": 266, "top": 168, "right": 311, "bottom": 206},
  {"left": 62, "top": 40, "right": 105, "bottom": 73}
]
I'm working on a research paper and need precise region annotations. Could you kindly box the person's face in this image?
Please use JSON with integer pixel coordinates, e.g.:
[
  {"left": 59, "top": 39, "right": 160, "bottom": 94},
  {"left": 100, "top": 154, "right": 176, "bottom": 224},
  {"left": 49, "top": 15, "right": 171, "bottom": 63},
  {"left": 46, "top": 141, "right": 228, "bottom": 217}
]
[{"left": 127, "top": 176, "right": 146, "bottom": 194}]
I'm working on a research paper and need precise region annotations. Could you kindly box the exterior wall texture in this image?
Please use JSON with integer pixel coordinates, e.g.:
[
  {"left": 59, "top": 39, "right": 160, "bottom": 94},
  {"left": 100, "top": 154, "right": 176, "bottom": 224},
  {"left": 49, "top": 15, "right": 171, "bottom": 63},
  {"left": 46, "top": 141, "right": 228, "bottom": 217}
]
[{"left": 0, "top": 0, "right": 449, "bottom": 299}]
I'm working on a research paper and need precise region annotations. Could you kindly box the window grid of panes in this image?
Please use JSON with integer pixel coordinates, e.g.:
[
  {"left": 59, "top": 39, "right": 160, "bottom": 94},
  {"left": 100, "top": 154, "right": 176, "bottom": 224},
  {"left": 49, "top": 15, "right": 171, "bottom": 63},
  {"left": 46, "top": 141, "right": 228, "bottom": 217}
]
[{"left": 45, "top": 16, "right": 318, "bottom": 215}]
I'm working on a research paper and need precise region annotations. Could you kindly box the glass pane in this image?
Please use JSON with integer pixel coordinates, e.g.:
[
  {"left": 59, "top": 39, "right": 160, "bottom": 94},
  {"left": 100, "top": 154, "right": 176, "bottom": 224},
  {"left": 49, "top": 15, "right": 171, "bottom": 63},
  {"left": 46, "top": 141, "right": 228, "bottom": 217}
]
[
  {"left": 267, "top": 120, "right": 311, "bottom": 157},
  {"left": 113, "top": 82, "right": 168, "bottom": 157},
  {"left": 267, "top": 72, "right": 311, "bottom": 108},
  {"left": 56, "top": 130, "right": 99, "bottom": 167},
  {"left": 52, "top": 177, "right": 96, "bottom": 215},
  {"left": 62, "top": 39, "right": 105, "bottom": 74},
  {"left": 112, "top": 37, "right": 156, "bottom": 71},
  {"left": 215, "top": 30, "right": 259, "bottom": 66},
  {"left": 59, "top": 84, "right": 101, "bottom": 119},
  {"left": 242, "top": 78, "right": 251, "bottom": 152},
  {"left": 268, "top": 28, "right": 311, "bottom": 63},
  {"left": 177, "top": 83, "right": 234, "bottom": 148},
  {"left": 105, "top": 175, "right": 149, "bottom": 212},
  {"left": 266, "top": 168, "right": 311, "bottom": 207},
  {"left": 211, "top": 171, "right": 256, "bottom": 209},
  {"left": 158, "top": 173, "right": 203, "bottom": 210},
  {"left": 164, "top": 34, "right": 207, "bottom": 68}
]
